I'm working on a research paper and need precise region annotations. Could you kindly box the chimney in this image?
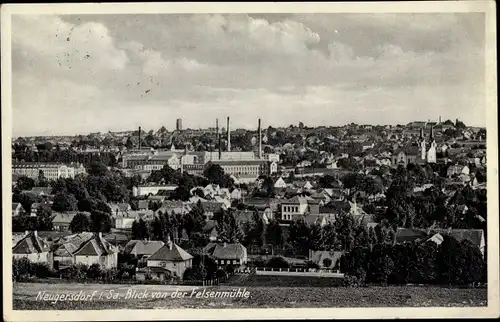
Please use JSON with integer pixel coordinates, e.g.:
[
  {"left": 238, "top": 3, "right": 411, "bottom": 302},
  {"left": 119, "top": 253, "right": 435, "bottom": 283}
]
[
  {"left": 216, "top": 118, "right": 221, "bottom": 159},
  {"left": 167, "top": 234, "right": 173, "bottom": 250},
  {"left": 258, "top": 118, "right": 262, "bottom": 159},
  {"left": 439, "top": 116, "right": 442, "bottom": 124},
  {"left": 25, "top": 230, "right": 29, "bottom": 236},
  {"left": 34, "top": 231, "right": 38, "bottom": 238},
  {"left": 98, "top": 232, "right": 102, "bottom": 240},
  {"left": 227, "top": 117, "right": 231, "bottom": 152},
  {"left": 138, "top": 126, "right": 142, "bottom": 150}
]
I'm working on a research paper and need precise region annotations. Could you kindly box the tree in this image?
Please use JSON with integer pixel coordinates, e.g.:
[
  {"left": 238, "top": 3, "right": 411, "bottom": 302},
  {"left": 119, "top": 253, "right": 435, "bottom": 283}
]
[
  {"left": 16, "top": 176, "right": 35, "bottom": 191},
  {"left": 87, "top": 161, "right": 110, "bottom": 177},
  {"left": 217, "top": 210, "right": 244, "bottom": 243},
  {"left": 267, "top": 256, "right": 290, "bottom": 269},
  {"left": 52, "top": 192, "right": 78, "bottom": 212},
  {"left": 131, "top": 219, "right": 149, "bottom": 240},
  {"left": 69, "top": 212, "right": 92, "bottom": 233},
  {"left": 246, "top": 211, "right": 265, "bottom": 247},
  {"left": 204, "top": 164, "right": 233, "bottom": 188},
  {"left": 266, "top": 219, "right": 283, "bottom": 248},
  {"left": 261, "top": 176, "right": 275, "bottom": 198},
  {"left": 288, "top": 219, "right": 311, "bottom": 256},
  {"left": 37, "top": 170, "right": 49, "bottom": 187}
]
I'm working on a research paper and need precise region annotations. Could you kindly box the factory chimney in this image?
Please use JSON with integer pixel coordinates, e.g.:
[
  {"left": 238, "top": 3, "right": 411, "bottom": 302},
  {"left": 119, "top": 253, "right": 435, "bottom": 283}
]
[
  {"left": 216, "top": 118, "right": 221, "bottom": 159},
  {"left": 138, "top": 126, "right": 142, "bottom": 150},
  {"left": 258, "top": 118, "right": 262, "bottom": 159},
  {"left": 227, "top": 117, "right": 231, "bottom": 152}
]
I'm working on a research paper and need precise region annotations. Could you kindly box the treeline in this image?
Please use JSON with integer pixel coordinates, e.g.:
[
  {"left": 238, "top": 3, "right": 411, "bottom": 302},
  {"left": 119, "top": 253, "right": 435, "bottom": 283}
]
[
  {"left": 340, "top": 235, "right": 486, "bottom": 286},
  {"left": 12, "top": 161, "right": 136, "bottom": 233},
  {"left": 382, "top": 165, "right": 487, "bottom": 230}
]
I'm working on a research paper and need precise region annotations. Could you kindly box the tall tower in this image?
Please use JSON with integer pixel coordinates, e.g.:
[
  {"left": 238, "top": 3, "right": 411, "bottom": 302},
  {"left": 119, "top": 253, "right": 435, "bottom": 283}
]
[
  {"left": 227, "top": 117, "right": 231, "bottom": 152},
  {"left": 138, "top": 126, "right": 142, "bottom": 150},
  {"left": 419, "top": 127, "right": 426, "bottom": 160},
  {"left": 258, "top": 118, "right": 262, "bottom": 159},
  {"left": 427, "top": 125, "right": 437, "bottom": 163},
  {"left": 176, "top": 119, "right": 182, "bottom": 131},
  {"left": 216, "top": 118, "right": 221, "bottom": 159}
]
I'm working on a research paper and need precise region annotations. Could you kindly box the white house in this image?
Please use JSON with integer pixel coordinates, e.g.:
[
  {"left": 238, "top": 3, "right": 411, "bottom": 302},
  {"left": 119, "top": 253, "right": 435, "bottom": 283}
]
[
  {"left": 203, "top": 242, "right": 248, "bottom": 268},
  {"left": 141, "top": 237, "right": 193, "bottom": 280},
  {"left": 281, "top": 196, "right": 309, "bottom": 221},
  {"left": 73, "top": 232, "right": 118, "bottom": 269},
  {"left": 12, "top": 231, "right": 52, "bottom": 267},
  {"left": 274, "top": 177, "right": 287, "bottom": 189}
]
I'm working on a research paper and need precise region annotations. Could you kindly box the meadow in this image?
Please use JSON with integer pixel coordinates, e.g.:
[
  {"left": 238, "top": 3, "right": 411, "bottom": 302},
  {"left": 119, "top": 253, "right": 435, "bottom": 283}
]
[{"left": 12, "top": 279, "right": 487, "bottom": 310}]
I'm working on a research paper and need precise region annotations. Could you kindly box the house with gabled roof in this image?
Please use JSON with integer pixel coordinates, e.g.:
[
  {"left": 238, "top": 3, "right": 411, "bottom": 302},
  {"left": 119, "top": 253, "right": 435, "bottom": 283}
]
[
  {"left": 13, "top": 231, "right": 52, "bottom": 266},
  {"left": 73, "top": 232, "right": 118, "bottom": 269},
  {"left": 273, "top": 177, "right": 287, "bottom": 189},
  {"left": 51, "top": 212, "right": 81, "bottom": 232},
  {"left": 140, "top": 236, "right": 193, "bottom": 280},
  {"left": 12, "top": 203, "right": 25, "bottom": 217},
  {"left": 203, "top": 242, "right": 248, "bottom": 268},
  {"left": 123, "top": 240, "right": 165, "bottom": 260},
  {"left": 52, "top": 232, "right": 94, "bottom": 269},
  {"left": 137, "top": 200, "right": 149, "bottom": 210}
]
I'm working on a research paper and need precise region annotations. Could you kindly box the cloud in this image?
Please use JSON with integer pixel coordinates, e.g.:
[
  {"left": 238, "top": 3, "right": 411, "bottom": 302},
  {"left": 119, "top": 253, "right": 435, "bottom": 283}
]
[{"left": 10, "top": 13, "right": 486, "bottom": 136}]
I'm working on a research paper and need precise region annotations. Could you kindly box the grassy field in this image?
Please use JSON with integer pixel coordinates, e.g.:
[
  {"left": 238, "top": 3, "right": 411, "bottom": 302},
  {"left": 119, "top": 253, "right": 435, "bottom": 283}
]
[{"left": 12, "top": 277, "right": 487, "bottom": 310}]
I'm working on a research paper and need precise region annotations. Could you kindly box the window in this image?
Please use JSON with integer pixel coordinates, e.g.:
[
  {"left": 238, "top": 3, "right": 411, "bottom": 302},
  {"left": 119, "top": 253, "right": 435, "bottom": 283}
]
[{"left": 221, "top": 260, "right": 225, "bottom": 264}]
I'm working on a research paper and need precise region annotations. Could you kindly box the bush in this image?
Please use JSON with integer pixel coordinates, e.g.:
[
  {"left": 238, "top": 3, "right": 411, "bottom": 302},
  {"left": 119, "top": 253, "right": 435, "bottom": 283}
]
[
  {"left": 102, "top": 268, "right": 119, "bottom": 282},
  {"left": 342, "top": 275, "right": 362, "bottom": 287},
  {"left": 216, "top": 269, "right": 226, "bottom": 279},
  {"left": 65, "top": 263, "right": 89, "bottom": 280},
  {"left": 87, "top": 263, "right": 102, "bottom": 279},
  {"left": 33, "top": 263, "right": 51, "bottom": 278},
  {"left": 305, "top": 260, "right": 320, "bottom": 270},
  {"left": 266, "top": 256, "right": 290, "bottom": 269},
  {"left": 183, "top": 267, "right": 203, "bottom": 281},
  {"left": 13, "top": 257, "right": 34, "bottom": 281},
  {"left": 226, "top": 265, "right": 235, "bottom": 275}
]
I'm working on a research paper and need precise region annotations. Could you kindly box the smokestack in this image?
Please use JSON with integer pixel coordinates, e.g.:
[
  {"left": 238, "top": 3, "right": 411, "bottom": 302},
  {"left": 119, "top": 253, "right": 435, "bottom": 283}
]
[
  {"left": 227, "top": 117, "right": 231, "bottom": 152},
  {"left": 138, "top": 126, "right": 142, "bottom": 150},
  {"left": 216, "top": 119, "right": 221, "bottom": 159},
  {"left": 439, "top": 116, "right": 442, "bottom": 124},
  {"left": 258, "top": 118, "right": 262, "bottom": 159}
]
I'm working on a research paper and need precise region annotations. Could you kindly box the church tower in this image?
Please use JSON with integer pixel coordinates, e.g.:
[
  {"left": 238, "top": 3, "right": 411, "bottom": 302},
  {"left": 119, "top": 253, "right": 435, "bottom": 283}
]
[
  {"left": 427, "top": 125, "right": 437, "bottom": 163},
  {"left": 419, "top": 127, "right": 426, "bottom": 160}
]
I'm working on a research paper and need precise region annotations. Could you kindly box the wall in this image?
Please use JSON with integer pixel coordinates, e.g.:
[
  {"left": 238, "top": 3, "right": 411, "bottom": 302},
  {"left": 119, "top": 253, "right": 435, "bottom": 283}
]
[{"left": 147, "top": 259, "right": 192, "bottom": 278}]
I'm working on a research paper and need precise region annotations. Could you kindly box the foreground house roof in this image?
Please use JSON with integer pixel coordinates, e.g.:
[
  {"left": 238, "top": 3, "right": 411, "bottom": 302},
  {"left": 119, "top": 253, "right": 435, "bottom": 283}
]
[{"left": 147, "top": 243, "right": 193, "bottom": 261}]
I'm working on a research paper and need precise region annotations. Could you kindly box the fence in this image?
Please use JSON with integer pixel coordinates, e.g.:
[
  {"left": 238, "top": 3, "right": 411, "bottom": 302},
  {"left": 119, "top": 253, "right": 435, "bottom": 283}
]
[
  {"left": 235, "top": 267, "right": 344, "bottom": 278},
  {"left": 236, "top": 267, "right": 342, "bottom": 274}
]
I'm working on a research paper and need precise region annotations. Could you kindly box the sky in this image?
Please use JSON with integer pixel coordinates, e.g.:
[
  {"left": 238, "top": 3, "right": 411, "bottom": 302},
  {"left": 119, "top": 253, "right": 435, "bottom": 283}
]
[{"left": 11, "top": 13, "right": 486, "bottom": 137}]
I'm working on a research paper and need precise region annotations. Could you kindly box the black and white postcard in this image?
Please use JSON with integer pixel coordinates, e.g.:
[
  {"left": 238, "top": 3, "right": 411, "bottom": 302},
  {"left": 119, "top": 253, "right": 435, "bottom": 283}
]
[{"left": 2, "top": 1, "right": 498, "bottom": 320}]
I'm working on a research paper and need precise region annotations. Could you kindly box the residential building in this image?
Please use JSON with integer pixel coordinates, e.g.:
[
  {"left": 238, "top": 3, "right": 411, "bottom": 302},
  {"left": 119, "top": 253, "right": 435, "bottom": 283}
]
[
  {"left": 281, "top": 196, "right": 309, "bottom": 221},
  {"left": 203, "top": 242, "right": 248, "bottom": 268},
  {"left": 12, "top": 162, "right": 86, "bottom": 181},
  {"left": 447, "top": 164, "right": 470, "bottom": 178},
  {"left": 12, "top": 231, "right": 52, "bottom": 266},
  {"left": 391, "top": 146, "right": 419, "bottom": 167},
  {"left": 12, "top": 203, "right": 25, "bottom": 217},
  {"left": 123, "top": 240, "right": 165, "bottom": 260},
  {"left": 140, "top": 237, "right": 193, "bottom": 280},
  {"left": 73, "top": 232, "right": 119, "bottom": 269},
  {"left": 132, "top": 184, "right": 178, "bottom": 197},
  {"left": 51, "top": 212, "right": 86, "bottom": 232},
  {"left": 52, "top": 232, "right": 94, "bottom": 270}
]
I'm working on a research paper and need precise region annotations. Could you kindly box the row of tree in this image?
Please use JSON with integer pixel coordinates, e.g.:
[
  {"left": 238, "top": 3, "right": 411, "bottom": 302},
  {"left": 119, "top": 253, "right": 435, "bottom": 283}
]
[{"left": 341, "top": 235, "right": 486, "bottom": 286}]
